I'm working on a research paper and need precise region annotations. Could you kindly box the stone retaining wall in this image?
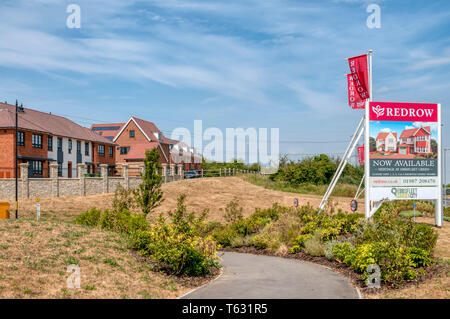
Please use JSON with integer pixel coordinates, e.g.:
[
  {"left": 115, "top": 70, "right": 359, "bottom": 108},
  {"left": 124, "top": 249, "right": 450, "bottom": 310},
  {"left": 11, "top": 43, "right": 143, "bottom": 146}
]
[{"left": 0, "top": 163, "right": 185, "bottom": 200}]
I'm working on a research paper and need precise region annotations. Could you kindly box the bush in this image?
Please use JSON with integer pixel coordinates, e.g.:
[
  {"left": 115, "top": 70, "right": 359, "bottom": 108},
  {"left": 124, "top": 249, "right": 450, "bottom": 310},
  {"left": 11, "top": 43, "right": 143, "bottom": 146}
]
[
  {"left": 130, "top": 217, "right": 219, "bottom": 276},
  {"left": 211, "top": 226, "right": 238, "bottom": 247},
  {"left": 304, "top": 231, "right": 325, "bottom": 257},
  {"left": 333, "top": 242, "right": 418, "bottom": 283},
  {"left": 75, "top": 207, "right": 149, "bottom": 237},
  {"left": 99, "top": 209, "right": 148, "bottom": 235},
  {"left": 74, "top": 208, "right": 101, "bottom": 227}
]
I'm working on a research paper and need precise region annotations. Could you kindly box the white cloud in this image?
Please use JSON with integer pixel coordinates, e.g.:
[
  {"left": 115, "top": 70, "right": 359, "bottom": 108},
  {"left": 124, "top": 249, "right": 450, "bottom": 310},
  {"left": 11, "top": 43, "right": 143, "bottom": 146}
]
[
  {"left": 380, "top": 128, "right": 391, "bottom": 133},
  {"left": 412, "top": 122, "right": 438, "bottom": 131}
]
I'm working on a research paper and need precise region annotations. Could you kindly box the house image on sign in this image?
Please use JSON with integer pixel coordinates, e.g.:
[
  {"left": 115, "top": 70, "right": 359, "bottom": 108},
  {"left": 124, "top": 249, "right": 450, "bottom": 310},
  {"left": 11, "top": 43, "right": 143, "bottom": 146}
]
[
  {"left": 376, "top": 132, "right": 398, "bottom": 152},
  {"left": 398, "top": 126, "right": 432, "bottom": 155}
]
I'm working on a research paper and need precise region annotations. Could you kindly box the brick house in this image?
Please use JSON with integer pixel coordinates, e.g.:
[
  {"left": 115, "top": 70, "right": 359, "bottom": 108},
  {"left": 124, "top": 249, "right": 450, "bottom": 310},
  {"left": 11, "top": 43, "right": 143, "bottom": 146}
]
[
  {"left": 94, "top": 116, "right": 202, "bottom": 176},
  {"left": 376, "top": 132, "right": 398, "bottom": 152},
  {"left": 398, "top": 126, "right": 432, "bottom": 155},
  {"left": 0, "top": 102, "right": 117, "bottom": 178}
]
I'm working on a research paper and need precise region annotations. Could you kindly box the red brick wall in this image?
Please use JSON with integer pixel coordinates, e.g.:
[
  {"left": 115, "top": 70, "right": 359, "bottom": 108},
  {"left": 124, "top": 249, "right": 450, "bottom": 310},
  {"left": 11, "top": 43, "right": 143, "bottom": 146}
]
[
  {"left": 0, "top": 129, "right": 14, "bottom": 177},
  {"left": 91, "top": 142, "right": 116, "bottom": 174},
  {"left": 0, "top": 129, "right": 50, "bottom": 178},
  {"left": 114, "top": 121, "right": 170, "bottom": 165}
]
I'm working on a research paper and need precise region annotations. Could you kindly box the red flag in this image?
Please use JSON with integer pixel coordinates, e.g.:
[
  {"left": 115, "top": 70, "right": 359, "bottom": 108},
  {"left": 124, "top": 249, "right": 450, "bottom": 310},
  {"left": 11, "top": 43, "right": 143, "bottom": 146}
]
[
  {"left": 348, "top": 54, "right": 370, "bottom": 100},
  {"left": 347, "top": 74, "right": 365, "bottom": 109},
  {"left": 358, "top": 145, "right": 365, "bottom": 164}
]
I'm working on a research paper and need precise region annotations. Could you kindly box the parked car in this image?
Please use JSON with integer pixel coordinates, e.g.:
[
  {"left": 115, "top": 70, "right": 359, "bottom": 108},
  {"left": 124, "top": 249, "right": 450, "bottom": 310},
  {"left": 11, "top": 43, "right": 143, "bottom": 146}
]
[{"left": 184, "top": 171, "right": 200, "bottom": 179}]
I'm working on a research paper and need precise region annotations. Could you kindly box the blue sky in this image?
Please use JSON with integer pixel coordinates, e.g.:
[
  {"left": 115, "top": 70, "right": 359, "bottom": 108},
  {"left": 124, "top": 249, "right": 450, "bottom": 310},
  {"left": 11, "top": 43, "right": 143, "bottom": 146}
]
[{"left": 0, "top": 0, "right": 449, "bottom": 178}]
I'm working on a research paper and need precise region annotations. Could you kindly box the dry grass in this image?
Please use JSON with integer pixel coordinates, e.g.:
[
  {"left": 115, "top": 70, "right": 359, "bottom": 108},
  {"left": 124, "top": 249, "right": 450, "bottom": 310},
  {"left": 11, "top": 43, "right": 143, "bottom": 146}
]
[
  {"left": 0, "top": 218, "right": 204, "bottom": 299},
  {"left": 3, "top": 177, "right": 357, "bottom": 223},
  {"left": 1, "top": 177, "right": 448, "bottom": 299}
]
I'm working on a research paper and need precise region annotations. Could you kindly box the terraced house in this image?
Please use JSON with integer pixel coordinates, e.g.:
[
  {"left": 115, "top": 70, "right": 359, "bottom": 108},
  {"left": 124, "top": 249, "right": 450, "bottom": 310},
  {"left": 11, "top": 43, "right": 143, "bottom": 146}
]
[
  {"left": 92, "top": 116, "right": 202, "bottom": 176},
  {"left": 0, "top": 102, "right": 117, "bottom": 178}
]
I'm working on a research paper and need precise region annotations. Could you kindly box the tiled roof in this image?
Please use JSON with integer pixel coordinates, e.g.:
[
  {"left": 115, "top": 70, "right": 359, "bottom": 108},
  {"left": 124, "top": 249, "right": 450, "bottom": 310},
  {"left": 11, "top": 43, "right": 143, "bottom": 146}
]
[
  {"left": 131, "top": 116, "right": 179, "bottom": 145},
  {"left": 399, "top": 127, "right": 430, "bottom": 139},
  {"left": 376, "top": 132, "right": 397, "bottom": 140},
  {"left": 0, "top": 102, "right": 116, "bottom": 145}
]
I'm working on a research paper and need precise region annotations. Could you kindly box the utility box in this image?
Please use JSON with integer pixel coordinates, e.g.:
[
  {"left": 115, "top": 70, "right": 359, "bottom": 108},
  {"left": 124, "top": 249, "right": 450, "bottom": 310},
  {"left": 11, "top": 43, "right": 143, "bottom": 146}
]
[{"left": 0, "top": 202, "right": 10, "bottom": 219}]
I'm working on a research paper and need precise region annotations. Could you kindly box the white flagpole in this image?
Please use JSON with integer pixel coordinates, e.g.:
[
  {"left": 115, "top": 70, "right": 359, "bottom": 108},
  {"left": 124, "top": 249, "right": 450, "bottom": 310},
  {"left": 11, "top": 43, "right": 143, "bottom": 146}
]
[{"left": 365, "top": 50, "right": 373, "bottom": 219}]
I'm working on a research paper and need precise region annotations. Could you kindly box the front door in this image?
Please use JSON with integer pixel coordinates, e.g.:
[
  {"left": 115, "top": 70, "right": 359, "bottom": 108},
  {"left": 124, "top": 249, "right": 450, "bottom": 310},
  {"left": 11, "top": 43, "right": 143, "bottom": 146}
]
[{"left": 68, "top": 162, "right": 72, "bottom": 178}]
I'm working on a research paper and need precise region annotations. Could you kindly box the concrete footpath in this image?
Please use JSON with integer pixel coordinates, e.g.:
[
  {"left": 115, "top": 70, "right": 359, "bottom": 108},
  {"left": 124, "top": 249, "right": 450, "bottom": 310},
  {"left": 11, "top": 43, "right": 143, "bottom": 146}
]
[{"left": 181, "top": 252, "right": 360, "bottom": 299}]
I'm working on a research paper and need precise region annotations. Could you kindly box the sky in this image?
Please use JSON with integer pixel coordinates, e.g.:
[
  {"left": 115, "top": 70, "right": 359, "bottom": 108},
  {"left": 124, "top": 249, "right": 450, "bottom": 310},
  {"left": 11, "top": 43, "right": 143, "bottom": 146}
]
[{"left": 0, "top": 0, "right": 449, "bottom": 179}]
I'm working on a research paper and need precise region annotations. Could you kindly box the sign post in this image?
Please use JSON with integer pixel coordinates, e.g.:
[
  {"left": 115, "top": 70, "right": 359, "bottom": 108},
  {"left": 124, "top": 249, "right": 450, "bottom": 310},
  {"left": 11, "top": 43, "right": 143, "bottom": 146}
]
[
  {"left": 365, "top": 101, "right": 442, "bottom": 226},
  {"left": 36, "top": 199, "right": 40, "bottom": 221}
]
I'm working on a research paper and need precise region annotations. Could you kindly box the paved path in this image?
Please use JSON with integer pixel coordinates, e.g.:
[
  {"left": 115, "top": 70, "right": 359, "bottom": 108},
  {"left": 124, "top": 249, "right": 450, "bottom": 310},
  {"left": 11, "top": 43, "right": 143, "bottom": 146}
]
[{"left": 181, "top": 252, "right": 359, "bottom": 299}]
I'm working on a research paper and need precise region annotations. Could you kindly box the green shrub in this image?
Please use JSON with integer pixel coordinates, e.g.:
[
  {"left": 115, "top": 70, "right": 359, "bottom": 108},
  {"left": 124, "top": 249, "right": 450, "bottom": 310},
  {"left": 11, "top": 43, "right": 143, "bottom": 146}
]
[
  {"left": 74, "top": 208, "right": 102, "bottom": 227},
  {"left": 333, "top": 242, "right": 419, "bottom": 283},
  {"left": 400, "top": 222, "right": 438, "bottom": 254},
  {"left": 399, "top": 210, "right": 423, "bottom": 218},
  {"left": 290, "top": 234, "right": 312, "bottom": 253},
  {"left": 407, "top": 247, "right": 432, "bottom": 268},
  {"left": 130, "top": 217, "right": 219, "bottom": 276},
  {"left": 211, "top": 226, "right": 238, "bottom": 247},
  {"left": 98, "top": 209, "right": 147, "bottom": 235},
  {"left": 304, "top": 231, "right": 325, "bottom": 257}
]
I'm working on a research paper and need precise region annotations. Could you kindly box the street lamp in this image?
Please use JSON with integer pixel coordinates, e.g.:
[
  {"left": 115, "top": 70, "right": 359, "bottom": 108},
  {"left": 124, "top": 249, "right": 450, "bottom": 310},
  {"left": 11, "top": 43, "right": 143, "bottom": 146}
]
[{"left": 15, "top": 100, "right": 18, "bottom": 219}]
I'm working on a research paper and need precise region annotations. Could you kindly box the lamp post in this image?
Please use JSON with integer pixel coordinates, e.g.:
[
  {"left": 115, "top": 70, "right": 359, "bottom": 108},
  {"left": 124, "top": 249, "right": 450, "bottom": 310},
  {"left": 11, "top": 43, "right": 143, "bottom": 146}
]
[{"left": 15, "top": 100, "right": 18, "bottom": 219}]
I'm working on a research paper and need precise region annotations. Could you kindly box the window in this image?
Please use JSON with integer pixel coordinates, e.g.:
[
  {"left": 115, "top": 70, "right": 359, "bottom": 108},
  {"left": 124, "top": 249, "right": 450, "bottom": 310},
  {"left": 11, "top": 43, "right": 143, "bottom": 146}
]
[
  {"left": 57, "top": 138, "right": 63, "bottom": 150},
  {"left": 85, "top": 142, "right": 89, "bottom": 156},
  {"left": 48, "top": 136, "right": 53, "bottom": 151},
  {"left": 129, "top": 130, "right": 135, "bottom": 138},
  {"left": 98, "top": 145, "right": 105, "bottom": 156},
  {"left": 68, "top": 139, "right": 72, "bottom": 153},
  {"left": 32, "top": 134, "right": 43, "bottom": 148},
  {"left": 92, "top": 126, "right": 121, "bottom": 131},
  {"left": 77, "top": 141, "right": 81, "bottom": 153},
  {"left": 120, "top": 147, "right": 130, "bottom": 155},
  {"left": 17, "top": 132, "right": 25, "bottom": 146},
  {"left": 109, "top": 146, "right": 114, "bottom": 158},
  {"left": 31, "top": 161, "right": 43, "bottom": 175}
]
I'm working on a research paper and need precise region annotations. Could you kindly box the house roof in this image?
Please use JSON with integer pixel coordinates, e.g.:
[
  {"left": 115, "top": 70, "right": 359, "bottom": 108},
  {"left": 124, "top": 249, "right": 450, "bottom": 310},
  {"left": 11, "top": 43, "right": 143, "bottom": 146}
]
[
  {"left": 376, "top": 132, "right": 397, "bottom": 140},
  {"left": 400, "top": 126, "right": 431, "bottom": 139},
  {"left": 124, "top": 142, "right": 159, "bottom": 160},
  {"left": 0, "top": 102, "right": 116, "bottom": 145}
]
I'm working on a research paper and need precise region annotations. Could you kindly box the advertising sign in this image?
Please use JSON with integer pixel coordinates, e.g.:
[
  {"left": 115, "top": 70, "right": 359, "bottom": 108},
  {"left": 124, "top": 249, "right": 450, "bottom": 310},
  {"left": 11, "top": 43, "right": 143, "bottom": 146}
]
[{"left": 367, "top": 102, "right": 441, "bottom": 200}]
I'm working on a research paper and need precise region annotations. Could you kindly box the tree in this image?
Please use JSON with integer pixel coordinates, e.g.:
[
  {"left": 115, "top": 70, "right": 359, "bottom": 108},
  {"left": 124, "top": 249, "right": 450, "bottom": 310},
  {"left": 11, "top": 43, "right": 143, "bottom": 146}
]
[
  {"left": 369, "top": 137, "right": 376, "bottom": 152},
  {"left": 134, "top": 148, "right": 164, "bottom": 216},
  {"left": 430, "top": 139, "right": 437, "bottom": 154}
]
